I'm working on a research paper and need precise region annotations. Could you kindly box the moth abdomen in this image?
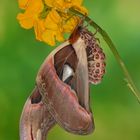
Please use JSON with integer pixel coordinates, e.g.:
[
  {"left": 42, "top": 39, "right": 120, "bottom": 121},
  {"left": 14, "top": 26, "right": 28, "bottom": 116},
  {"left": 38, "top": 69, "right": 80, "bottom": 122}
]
[{"left": 79, "top": 28, "right": 106, "bottom": 84}]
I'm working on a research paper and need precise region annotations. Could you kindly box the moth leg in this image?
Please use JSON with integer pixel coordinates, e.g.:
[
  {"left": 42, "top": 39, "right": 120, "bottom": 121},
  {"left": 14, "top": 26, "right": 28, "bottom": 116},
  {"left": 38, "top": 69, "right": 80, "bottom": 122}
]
[{"left": 20, "top": 87, "right": 56, "bottom": 140}]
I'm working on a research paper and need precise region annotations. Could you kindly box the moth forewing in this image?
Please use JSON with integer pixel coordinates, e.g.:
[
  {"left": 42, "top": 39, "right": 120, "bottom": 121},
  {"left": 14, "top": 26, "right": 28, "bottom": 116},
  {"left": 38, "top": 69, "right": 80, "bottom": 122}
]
[
  {"left": 20, "top": 87, "right": 55, "bottom": 140},
  {"left": 36, "top": 40, "right": 94, "bottom": 135},
  {"left": 72, "top": 37, "right": 90, "bottom": 111}
]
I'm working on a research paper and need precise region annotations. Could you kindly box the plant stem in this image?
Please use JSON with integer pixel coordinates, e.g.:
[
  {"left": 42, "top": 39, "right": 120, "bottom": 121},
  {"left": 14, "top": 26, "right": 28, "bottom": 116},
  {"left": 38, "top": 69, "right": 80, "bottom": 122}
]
[{"left": 70, "top": 9, "right": 140, "bottom": 104}]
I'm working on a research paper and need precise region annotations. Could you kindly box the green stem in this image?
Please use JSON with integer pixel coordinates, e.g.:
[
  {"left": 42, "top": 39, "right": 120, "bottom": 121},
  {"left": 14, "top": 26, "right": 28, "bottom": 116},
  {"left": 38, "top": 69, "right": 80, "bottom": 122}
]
[{"left": 70, "top": 9, "right": 140, "bottom": 104}]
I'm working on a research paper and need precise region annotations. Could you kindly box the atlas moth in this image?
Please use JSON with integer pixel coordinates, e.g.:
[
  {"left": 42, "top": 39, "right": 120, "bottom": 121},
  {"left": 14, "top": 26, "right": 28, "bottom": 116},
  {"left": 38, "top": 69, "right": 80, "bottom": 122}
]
[{"left": 20, "top": 18, "right": 106, "bottom": 140}]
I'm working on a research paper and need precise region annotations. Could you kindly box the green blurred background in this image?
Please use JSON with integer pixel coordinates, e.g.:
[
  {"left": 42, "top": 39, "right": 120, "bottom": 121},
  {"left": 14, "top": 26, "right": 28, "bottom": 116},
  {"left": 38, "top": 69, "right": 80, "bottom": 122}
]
[{"left": 0, "top": 0, "right": 140, "bottom": 140}]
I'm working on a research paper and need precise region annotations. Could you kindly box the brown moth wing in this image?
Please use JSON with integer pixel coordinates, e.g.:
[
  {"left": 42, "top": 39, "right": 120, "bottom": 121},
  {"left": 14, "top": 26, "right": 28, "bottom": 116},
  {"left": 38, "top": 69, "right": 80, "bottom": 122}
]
[
  {"left": 36, "top": 41, "right": 94, "bottom": 135},
  {"left": 20, "top": 87, "right": 55, "bottom": 140},
  {"left": 72, "top": 37, "right": 91, "bottom": 111},
  {"left": 69, "top": 25, "right": 93, "bottom": 112}
]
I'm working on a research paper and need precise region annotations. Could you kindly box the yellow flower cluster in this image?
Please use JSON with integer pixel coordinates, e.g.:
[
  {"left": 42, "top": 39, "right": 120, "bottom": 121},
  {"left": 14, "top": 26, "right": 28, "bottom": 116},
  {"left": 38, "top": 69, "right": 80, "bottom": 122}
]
[{"left": 17, "top": 0, "right": 88, "bottom": 46}]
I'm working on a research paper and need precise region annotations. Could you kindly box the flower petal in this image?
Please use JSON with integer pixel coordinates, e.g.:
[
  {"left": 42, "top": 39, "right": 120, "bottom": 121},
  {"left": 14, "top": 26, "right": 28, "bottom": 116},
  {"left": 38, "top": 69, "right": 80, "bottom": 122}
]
[
  {"left": 42, "top": 30, "right": 56, "bottom": 46},
  {"left": 53, "top": 0, "right": 65, "bottom": 10},
  {"left": 45, "top": 9, "right": 61, "bottom": 30},
  {"left": 45, "top": 0, "right": 67, "bottom": 11},
  {"left": 17, "top": 13, "right": 34, "bottom": 29},
  {"left": 63, "top": 16, "right": 79, "bottom": 33},
  {"left": 49, "top": 9, "right": 61, "bottom": 24},
  {"left": 18, "top": 0, "right": 29, "bottom": 9},
  {"left": 44, "top": 0, "right": 54, "bottom": 7},
  {"left": 26, "top": 0, "right": 44, "bottom": 14},
  {"left": 56, "top": 30, "right": 64, "bottom": 42},
  {"left": 72, "top": 0, "right": 83, "bottom": 6},
  {"left": 17, "top": 0, "right": 44, "bottom": 29},
  {"left": 34, "top": 19, "right": 46, "bottom": 41}
]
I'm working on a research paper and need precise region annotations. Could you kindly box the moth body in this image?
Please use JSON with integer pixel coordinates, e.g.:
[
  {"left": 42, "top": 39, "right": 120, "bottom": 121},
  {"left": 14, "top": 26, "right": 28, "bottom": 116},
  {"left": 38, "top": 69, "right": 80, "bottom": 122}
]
[{"left": 20, "top": 21, "right": 106, "bottom": 140}]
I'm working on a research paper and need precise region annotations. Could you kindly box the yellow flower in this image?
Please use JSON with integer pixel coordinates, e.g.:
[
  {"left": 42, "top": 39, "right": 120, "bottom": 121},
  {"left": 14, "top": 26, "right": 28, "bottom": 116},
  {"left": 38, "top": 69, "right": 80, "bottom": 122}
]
[
  {"left": 63, "top": 16, "right": 80, "bottom": 33},
  {"left": 17, "top": 0, "right": 88, "bottom": 46},
  {"left": 17, "top": 0, "right": 44, "bottom": 29},
  {"left": 34, "top": 19, "right": 46, "bottom": 41},
  {"left": 42, "top": 9, "right": 64, "bottom": 46},
  {"left": 18, "top": 0, "right": 30, "bottom": 10},
  {"left": 45, "top": 0, "right": 88, "bottom": 15}
]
